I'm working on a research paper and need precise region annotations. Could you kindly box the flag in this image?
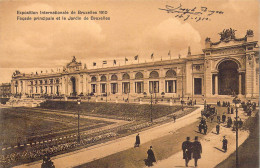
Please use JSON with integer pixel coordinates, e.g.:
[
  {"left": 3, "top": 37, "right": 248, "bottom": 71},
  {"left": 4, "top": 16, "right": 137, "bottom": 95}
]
[
  {"left": 113, "top": 60, "right": 116, "bottom": 65},
  {"left": 168, "top": 50, "right": 171, "bottom": 56},
  {"left": 103, "top": 61, "right": 107, "bottom": 64},
  {"left": 134, "top": 55, "right": 138, "bottom": 60},
  {"left": 93, "top": 62, "right": 96, "bottom": 66},
  {"left": 151, "top": 53, "right": 154, "bottom": 59},
  {"left": 178, "top": 54, "right": 181, "bottom": 59},
  {"left": 125, "top": 57, "right": 128, "bottom": 62}
]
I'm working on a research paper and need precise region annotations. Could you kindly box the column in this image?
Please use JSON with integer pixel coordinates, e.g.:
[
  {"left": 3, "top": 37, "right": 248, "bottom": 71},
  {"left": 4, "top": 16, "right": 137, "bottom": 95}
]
[
  {"left": 166, "top": 81, "right": 168, "bottom": 93},
  {"left": 215, "top": 75, "right": 218, "bottom": 95},
  {"left": 238, "top": 73, "right": 242, "bottom": 95}
]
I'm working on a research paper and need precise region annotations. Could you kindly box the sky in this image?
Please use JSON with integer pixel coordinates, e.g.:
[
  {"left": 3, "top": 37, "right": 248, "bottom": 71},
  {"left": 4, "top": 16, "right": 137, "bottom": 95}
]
[{"left": 0, "top": 0, "right": 259, "bottom": 83}]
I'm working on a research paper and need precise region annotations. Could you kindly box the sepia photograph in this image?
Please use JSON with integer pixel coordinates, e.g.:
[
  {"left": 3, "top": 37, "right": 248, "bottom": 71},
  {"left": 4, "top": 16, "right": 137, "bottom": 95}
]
[{"left": 0, "top": 0, "right": 259, "bottom": 167}]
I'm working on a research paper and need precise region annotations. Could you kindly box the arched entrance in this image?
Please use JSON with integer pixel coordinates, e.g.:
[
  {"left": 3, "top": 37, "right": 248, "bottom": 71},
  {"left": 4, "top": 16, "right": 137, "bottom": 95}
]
[
  {"left": 218, "top": 60, "right": 239, "bottom": 95},
  {"left": 70, "top": 77, "right": 76, "bottom": 96}
]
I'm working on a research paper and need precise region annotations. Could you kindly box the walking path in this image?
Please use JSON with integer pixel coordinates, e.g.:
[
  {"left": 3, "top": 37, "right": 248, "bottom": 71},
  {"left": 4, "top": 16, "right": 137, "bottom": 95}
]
[
  {"left": 14, "top": 106, "right": 204, "bottom": 168},
  {"left": 150, "top": 108, "right": 251, "bottom": 168}
]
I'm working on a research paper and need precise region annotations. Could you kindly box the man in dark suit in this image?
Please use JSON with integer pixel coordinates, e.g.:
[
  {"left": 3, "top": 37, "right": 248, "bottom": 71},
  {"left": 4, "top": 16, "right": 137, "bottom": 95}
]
[
  {"left": 216, "top": 124, "right": 220, "bottom": 134},
  {"left": 222, "top": 136, "right": 228, "bottom": 152},
  {"left": 192, "top": 136, "right": 202, "bottom": 167},
  {"left": 203, "top": 124, "right": 208, "bottom": 135},
  {"left": 182, "top": 137, "right": 193, "bottom": 167},
  {"left": 146, "top": 146, "right": 156, "bottom": 166},
  {"left": 134, "top": 133, "right": 140, "bottom": 147}
]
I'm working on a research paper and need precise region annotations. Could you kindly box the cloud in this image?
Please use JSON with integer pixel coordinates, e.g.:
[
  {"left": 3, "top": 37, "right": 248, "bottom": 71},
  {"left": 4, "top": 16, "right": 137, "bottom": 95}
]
[{"left": 136, "top": 18, "right": 202, "bottom": 57}]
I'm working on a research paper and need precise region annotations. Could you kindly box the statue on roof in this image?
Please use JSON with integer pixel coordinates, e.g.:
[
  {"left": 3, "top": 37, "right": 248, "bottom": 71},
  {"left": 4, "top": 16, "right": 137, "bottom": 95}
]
[
  {"left": 246, "top": 29, "right": 254, "bottom": 36},
  {"left": 219, "top": 28, "right": 236, "bottom": 41},
  {"left": 72, "top": 56, "right": 76, "bottom": 62},
  {"left": 13, "top": 70, "right": 21, "bottom": 76},
  {"left": 205, "top": 37, "right": 211, "bottom": 43}
]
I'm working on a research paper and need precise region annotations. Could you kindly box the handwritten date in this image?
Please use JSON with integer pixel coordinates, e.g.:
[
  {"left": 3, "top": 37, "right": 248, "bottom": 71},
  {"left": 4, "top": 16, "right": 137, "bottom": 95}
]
[{"left": 159, "top": 4, "right": 224, "bottom": 22}]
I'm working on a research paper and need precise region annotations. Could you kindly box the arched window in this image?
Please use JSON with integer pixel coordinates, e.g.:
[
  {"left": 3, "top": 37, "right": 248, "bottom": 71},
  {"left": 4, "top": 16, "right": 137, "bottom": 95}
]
[
  {"left": 111, "top": 74, "right": 118, "bottom": 81},
  {"left": 149, "top": 71, "right": 159, "bottom": 79},
  {"left": 135, "top": 72, "right": 144, "bottom": 79},
  {"left": 122, "top": 73, "right": 130, "bottom": 80},
  {"left": 165, "top": 70, "right": 177, "bottom": 78},
  {"left": 100, "top": 75, "right": 107, "bottom": 81},
  {"left": 56, "top": 79, "right": 59, "bottom": 84},
  {"left": 91, "top": 76, "right": 97, "bottom": 82}
]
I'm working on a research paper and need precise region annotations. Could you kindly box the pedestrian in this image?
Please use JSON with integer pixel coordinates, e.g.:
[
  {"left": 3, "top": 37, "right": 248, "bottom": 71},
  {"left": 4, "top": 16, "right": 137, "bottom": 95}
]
[
  {"left": 216, "top": 124, "right": 220, "bottom": 134},
  {"left": 146, "top": 146, "right": 156, "bottom": 167},
  {"left": 222, "top": 113, "right": 226, "bottom": 123},
  {"left": 192, "top": 136, "right": 202, "bottom": 167},
  {"left": 217, "top": 115, "right": 221, "bottom": 123},
  {"left": 173, "top": 115, "right": 176, "bottom": 123},
  {"left": 238, "top": 118, "right": 243, "bottom": 128},
  {"left": 134, "top": 133, "right": 140, "bottom": 147},
  {"left": 182, "top": 137, "right": 193, "bottom": 167},
  {"left": 203, "top": 124, "right": 208, "bottom": 135},
  {"left": 199, "top": 123, "right": 203, "bottom": 133},
  {"left": 222, "top": 136, "right": 228, "bottom": 152},
  {"left": 210, "top": 116, "right": 214, "bottom": 123},
  {"left": 41, "top": 154, "right": 55, "bottom": 168}
]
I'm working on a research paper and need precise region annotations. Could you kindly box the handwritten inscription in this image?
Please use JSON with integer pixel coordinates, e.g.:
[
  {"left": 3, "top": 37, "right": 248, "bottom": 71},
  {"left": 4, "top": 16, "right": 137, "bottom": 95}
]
[{"left": 158, "top": 4, "right": 224, "bottom": 22}]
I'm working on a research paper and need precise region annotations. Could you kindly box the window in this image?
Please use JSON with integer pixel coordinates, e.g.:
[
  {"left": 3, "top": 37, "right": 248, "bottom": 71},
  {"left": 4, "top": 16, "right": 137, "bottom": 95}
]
[
  {"left": 149, "top": 81, "right": 159, "bottom": 93},
  {"left": 165, "top": 70, "right": 176, "bottom": 78},
  {"left": 91, "top": 84, "right": 96, "bottom": 93},
  {"left": 149, "top": 71, "right": 159, "bottom": 79},
  {"left": 135, "top": 82, "right": 143, "bottom": 93},
  {"left": 122, "top": 82, "right": 130, "bottom": 94},
  {"left": 135, "top": 72, "right": 143, "bottom": 79},
  {"left": 111, "top": 83, "right": 118, "bottom": 94},
  {"left": 122, "top": 73, "right": 130, "bottom": 80},
  {"left": 165, "top": 80, "right": 177, "bottom": 93},
  {"left": 111, "top": 74, "right": 118, "bottom": 81},
  {"left": 100, "top": 83, "right": 106, "bottom": 93},
  {"left": 91, "top": 76, "right": 97, "bottom": 82},
  {"left": 100, "top": 75, "right": 107, "bottom": 81}
]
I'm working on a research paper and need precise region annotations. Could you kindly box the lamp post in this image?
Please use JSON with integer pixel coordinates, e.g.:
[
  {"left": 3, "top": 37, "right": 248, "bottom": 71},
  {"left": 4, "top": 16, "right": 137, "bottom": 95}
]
[
  {"left": 233, "top": 96, "right": 241, "bottom": 168},
  {"left": 150, "top": 93, "right": 153, "bottom": 123},
  {"left": 181, "top": 67, "right": 184, "bottom": 111},
  {"left": 77, "top": 99, "right": 81, "bottom": 143}
]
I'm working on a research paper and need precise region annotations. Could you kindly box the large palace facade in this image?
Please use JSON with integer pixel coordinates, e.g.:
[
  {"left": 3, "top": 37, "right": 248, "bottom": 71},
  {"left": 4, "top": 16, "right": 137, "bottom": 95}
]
[{"left": 11, "top": 29, "right": 259, "bottom": 99}]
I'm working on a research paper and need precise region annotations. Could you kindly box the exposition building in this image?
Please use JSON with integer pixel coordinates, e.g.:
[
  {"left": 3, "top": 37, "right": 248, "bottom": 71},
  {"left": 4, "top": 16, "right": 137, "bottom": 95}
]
[{"left": 11, "top": 29, "right": 259, "bottom": 100}]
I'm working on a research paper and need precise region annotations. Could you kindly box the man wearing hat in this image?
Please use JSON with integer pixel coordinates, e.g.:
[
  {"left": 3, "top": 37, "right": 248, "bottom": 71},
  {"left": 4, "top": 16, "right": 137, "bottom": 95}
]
[
  {"left": 134, "top": 133, "right": 140, "bottom": 147},
  {"left": 222, "top": 136, "right": 228, "bottom": 152},
  {"left": 192, "top": 136, "right": 202, "bottom": 167},
  {"left": 182, "top": 137, "right": 193, "bottom": 167},
  {"left": 146, "top": 146, "right": 156, "bottom": 166}
]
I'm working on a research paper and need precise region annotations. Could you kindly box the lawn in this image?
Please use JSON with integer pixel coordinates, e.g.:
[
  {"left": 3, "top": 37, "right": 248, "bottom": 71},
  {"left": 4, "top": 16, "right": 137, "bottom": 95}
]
[
  {"left": 39, "top": 101, "right": 183, "bottom": 121},
  {"left": 0, "top": 108, "right": 113, "bottom": 147}
]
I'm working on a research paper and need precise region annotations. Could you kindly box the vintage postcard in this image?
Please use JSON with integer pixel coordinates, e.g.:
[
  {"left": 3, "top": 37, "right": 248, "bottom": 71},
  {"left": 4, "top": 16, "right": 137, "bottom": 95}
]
[{"left": 0, "top": 0, "right": 259, "bottom": 168}]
